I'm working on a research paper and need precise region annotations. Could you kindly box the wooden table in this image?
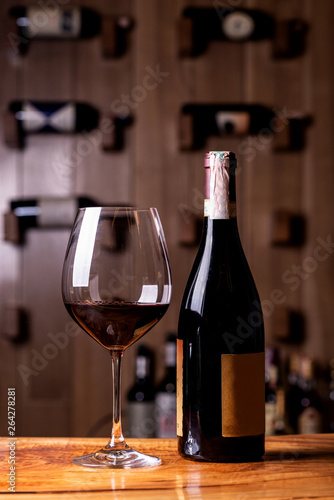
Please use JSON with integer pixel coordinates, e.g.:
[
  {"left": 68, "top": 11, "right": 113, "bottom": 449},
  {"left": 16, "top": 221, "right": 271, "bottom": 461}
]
[{"left": 1, "top": 435, "right": 334, "bottom": 499}]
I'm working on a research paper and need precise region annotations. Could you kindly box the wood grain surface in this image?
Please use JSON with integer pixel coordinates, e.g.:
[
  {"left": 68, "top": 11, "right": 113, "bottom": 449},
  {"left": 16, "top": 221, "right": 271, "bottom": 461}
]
[
  {"left": 0, "top": 435, "right": 334, "bottom": 498},
  {"left": 1, "top": 0, "right": 334, "bottom": 441}
]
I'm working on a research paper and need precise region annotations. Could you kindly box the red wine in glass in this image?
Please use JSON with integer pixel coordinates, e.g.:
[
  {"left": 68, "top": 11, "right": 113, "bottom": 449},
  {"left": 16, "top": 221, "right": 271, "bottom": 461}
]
[{"left": 65, "top": 301, "right": 169, "bottom": 350}]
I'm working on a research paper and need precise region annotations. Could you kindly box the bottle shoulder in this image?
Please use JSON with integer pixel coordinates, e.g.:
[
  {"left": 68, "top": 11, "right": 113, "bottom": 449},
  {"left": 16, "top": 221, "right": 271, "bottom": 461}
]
[
  {"left": 178, "top": 219, "right": 264, "bottom": 353},
  {"left": 181, "top": 221, "right": 260, "bottom": 313}
]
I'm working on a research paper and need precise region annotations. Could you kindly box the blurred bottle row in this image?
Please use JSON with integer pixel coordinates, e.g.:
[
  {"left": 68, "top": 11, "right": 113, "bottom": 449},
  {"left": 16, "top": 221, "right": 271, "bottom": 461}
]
[
  {"left": 125, "top": 336, "right": 334, "bottom": 438},
  {"left": 266, "top": 348, "right": 334, "bottom": 435},
  {"left": 125, "top": 334, "right": 177, "bottom": 439}
]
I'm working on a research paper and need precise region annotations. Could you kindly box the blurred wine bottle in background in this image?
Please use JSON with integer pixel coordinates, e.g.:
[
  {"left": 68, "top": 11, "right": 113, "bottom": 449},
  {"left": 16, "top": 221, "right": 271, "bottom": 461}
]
[
  {"left": 9, "top": 5, "right": 100, "bottom": 53},
  {"left": 4, "top": 100, "right": 133, "bottom": 150},
  {"left": 3, "top": 196, "right": 98, "bottom": 244},
  {"left": 155, "top": 333, "right": 177, "bottom": 438},
  {"left": 323, "top": 359, "right": 334, "bottom": 433},
  {"left": 5, "top": 101, "right": 99, "bottom": 149},
  {"left": 127, "top": 344, "right": 156, "bottom": 438},
  {"left": 297, "top": 356, "right": 323, "bottom": 434},
  {"left": 265, "top": 347, "right": 279, "bottom": 435},
  {"left": 265, "top": 347, "right": 287, "bottom": 436},
  {"left": 285, "top": 353, "right": 303, "bottom": 434},
  {"left": 8, "top": 6, "right": 133, "bottom": 58},
  {"left": 264, "top": 349, "right": 333, "bottom": 435}
]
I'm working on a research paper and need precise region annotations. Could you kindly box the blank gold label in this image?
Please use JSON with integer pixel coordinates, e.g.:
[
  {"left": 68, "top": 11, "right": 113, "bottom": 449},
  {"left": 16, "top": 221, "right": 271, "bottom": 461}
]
[
  {"left": 221, "top": 352, "right": 265, "bottom": 437},
  {"left": 176, "top": 339, "right": 183, "bottom": 437}
]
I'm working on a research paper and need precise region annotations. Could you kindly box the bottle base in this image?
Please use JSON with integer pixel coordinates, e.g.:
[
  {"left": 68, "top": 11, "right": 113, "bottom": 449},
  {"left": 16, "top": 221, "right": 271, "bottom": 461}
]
[{"left": 178, "top": 434, "right": 265, "bottom": 463}]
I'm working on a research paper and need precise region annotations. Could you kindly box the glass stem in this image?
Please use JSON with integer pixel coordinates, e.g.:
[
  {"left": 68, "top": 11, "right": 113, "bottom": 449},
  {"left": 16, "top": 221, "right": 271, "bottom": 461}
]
[{"left": 108, "top": 349, "right": 126, "bottom": 449}]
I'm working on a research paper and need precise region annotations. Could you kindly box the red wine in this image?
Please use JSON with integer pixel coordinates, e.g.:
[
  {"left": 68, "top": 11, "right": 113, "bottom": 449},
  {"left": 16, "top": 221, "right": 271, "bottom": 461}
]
[
  {"left": 177, "top": 151, "right": 265, "bottom": 462},
  {"left": 65, "top": 301, "right": 168, "bottom": 351}
]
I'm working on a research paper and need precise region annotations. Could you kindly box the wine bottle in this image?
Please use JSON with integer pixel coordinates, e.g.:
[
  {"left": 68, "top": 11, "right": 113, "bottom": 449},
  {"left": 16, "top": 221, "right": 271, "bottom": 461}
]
[
  {"left": 297, "top": 356, "right": 323, "bottom": 434},
  {"left": 323, "top": 359, "right": 334, "bottom": 433},
  {"left": 180, "top": 104, "right": 311, "bottom": 151},
  {"left": 177, "top": 151, "right": 265, "bottom": 462},
  {"left": 179, "top": 6, "right": 307, "bottom": 59},
  {"left": 5, "top": 100, "right": 100, "bottom": 148},
  {"left": 180, "top": 6, "right": 274, "bottom": 56},
  {"left": 9, "top": 5, "right": 101, "bottom": 54},
  {"left": 285, "top": 353, "right": 303, "bottom": 433},
  {"left": 5, "top": 100, "right": 133, "bottom": 150},
  {"left": 155, "top": 333, "right": 177, "bottom": 438},
  {"left": 3, "top": 195, "right": 98, "bottom": 244},
  {"left": 9, "top": 100, "right": 99, "bottom": 133},
  {"left": 274, "top": 386, "right": 287, "bottom": 435},
  {"left": 127, "top": 345, "right": 156, "bottom": 438},
  {"left": 9, "top": 6, "right": 134, "bottom": 58},
  {"left": 180, "top": 103, "right": 274, "bottom": 151},
  {"left": 265, "top": 347, "right": 282, "bottom": 436}
]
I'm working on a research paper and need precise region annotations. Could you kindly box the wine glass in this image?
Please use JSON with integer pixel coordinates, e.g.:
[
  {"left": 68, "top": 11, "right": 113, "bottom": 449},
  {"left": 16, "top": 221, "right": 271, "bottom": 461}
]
[{"left": 62, "top": 207, "right": 172, "bottom": 468}]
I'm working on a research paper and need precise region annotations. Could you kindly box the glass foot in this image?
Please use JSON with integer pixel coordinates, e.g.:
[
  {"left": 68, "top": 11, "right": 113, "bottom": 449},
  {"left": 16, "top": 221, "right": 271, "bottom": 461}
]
[{"left": 73, "top": 444, "right": 161, "bottom": 469}]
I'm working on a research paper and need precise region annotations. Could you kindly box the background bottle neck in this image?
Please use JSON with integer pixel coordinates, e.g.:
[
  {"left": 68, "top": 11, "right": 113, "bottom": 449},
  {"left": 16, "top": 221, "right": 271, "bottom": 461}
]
[{"left": 136, "top": 356, "right": 150, "bottom": 381}]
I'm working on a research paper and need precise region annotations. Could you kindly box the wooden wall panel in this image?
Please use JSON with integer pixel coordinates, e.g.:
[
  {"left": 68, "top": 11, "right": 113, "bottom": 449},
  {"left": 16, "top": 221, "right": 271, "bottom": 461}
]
[
  {"left": 301, "top": 0, "right": 334, "bottom": 361},
  {"left": 12, "top": 11, "right": 79, "bottom": 436},
  {"left": 70, "top": 0, "right": 135, "bottom": 437},
  {"left": 0, "top": 0, "right": 334, "bottom": 438},
  {"left": 0, "top": 0, "right": 23, "bottom": 437},
  {"left": 244, "top": 0, "right": 305, "bottom": 356}
]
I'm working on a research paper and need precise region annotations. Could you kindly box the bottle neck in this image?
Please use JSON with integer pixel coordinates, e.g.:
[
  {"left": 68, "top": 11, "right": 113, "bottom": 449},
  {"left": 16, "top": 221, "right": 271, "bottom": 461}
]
[
  {"left": 204, "top": 151, "right": 236, "bottom": 220},
  {"left": 136, "top": 355, "right": 150, "bottom": 382},
  {"left": 165, "top": 341, "right": 176, "bottom": 369},
  {"left": 203, "top": 152, "right": 239, "bottom": 244}
]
